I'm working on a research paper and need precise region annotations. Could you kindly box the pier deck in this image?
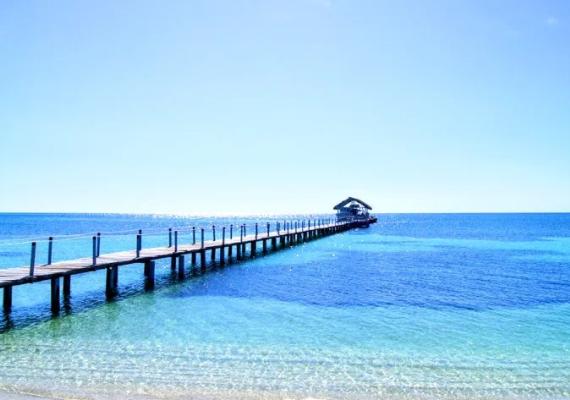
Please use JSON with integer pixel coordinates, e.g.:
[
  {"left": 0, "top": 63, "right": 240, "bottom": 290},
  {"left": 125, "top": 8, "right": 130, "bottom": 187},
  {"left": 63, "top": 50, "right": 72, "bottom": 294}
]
[{"left": 1, "top": 218, "right": 377, "bottom": 313}]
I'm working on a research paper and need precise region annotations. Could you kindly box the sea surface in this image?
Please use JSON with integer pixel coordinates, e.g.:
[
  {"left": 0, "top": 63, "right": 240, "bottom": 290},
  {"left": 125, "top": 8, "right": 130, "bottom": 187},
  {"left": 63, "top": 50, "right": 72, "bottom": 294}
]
[{"left": 0, "top": 213, "right": 569, "bottom": 399}]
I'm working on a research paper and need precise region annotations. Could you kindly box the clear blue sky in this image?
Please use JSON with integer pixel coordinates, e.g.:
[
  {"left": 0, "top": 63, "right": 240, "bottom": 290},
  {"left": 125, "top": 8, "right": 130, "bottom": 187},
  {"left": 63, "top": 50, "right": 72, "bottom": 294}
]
[{"left": 1, "top": 0, "right": 569, "bottom": 214}]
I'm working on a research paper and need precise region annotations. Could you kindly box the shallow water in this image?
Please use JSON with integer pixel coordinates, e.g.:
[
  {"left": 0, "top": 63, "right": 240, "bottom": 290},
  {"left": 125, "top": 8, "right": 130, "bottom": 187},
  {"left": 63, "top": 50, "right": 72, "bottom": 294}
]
[{"left": 0, "top": 213, "right": 569, "bottom": 399}]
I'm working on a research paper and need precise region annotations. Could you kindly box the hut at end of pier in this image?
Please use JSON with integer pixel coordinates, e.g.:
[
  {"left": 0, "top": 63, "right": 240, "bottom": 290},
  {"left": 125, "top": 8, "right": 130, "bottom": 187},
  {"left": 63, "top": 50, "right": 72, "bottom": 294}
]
[{"left": 333, "top": 197, "right": 372, "bottom": 222}]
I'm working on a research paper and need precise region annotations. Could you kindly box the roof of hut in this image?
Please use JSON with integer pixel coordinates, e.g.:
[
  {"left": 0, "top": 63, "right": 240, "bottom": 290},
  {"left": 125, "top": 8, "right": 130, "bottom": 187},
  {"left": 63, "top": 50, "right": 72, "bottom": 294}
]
[{"left": 333, "top": 197, "right": 372, "bottom": 210}]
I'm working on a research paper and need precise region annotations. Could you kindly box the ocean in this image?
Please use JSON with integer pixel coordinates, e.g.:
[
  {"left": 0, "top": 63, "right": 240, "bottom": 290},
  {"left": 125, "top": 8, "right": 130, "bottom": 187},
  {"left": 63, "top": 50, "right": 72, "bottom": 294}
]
[{"left": 0, "top": 213, "right": 569, "bottom": 399}]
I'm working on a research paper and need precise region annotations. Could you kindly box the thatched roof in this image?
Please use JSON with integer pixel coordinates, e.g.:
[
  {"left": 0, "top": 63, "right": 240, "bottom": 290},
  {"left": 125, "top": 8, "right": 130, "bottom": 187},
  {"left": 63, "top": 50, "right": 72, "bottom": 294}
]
[{"left": 333, "top": 197, "right": 372, "bottom": 210}]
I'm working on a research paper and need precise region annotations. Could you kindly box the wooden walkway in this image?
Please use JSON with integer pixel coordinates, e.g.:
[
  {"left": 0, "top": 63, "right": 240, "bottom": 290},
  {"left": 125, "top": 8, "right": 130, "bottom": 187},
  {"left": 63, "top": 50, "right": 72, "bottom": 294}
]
[{"left": 1, "top": 218, "right": 377, "bottom": 314}]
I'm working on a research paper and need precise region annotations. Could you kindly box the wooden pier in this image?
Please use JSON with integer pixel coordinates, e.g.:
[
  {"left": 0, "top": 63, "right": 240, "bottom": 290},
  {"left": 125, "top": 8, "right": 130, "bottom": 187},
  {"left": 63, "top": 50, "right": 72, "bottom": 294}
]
[{"left": 1, "top": 218, "right": 377, "bottom": 314}]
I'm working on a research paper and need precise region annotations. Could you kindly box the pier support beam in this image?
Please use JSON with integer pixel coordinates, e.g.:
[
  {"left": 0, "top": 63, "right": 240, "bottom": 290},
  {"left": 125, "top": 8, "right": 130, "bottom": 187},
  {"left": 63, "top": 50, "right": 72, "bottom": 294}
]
[
  {"left": 262, "top": 239, "right": 267, "bottom": 254},
  {"left": 237, "top": 244, "right": 242, "bottom": 260},
  {"left": 51, "top": 277, "right": 60, "bottom": 313},
  {"left": 211, "top": 248, "right": 216, "bottom": 263},
  {"left": 271, "top": 237, "right": 277, "bottom": 250},
  {"left": 251, "top": 241, "right": 256, "bottom": 258},
  {"left": 220, "top": 246, "right": 225, "bottom": 266},
  {"left": 170, "top": 256, "right": 177, "bottom": 271},
  {"left": 3, "top": 286, "right": 12, "bottom": 313},
  {"left": 191, "top": 252, "right": 197, "bottom": 266},
  {"left": 200, "top": 250, "right": 206, "bottom": 270},
  {"left": 106, "top": 267, "right": 118, "bottom": 300},
  {"left": 145, "top": 261, "right": 155, "bottom": 290},
  {"left": 228, "top": 245, "right": 233, "bottom": 262}
]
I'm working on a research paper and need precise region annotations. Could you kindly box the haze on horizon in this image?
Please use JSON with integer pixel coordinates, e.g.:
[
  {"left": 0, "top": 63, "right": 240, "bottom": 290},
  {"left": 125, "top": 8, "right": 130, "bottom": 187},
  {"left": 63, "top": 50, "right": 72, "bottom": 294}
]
[{"left": 1, "top": 0, "right": 569, "bottom": 215}]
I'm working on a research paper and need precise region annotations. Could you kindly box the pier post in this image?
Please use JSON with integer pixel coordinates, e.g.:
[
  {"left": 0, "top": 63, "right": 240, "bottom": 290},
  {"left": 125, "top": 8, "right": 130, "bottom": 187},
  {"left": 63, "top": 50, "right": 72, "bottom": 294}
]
[
  {"left": 105, "top": 267, "right": 118, "bottom": 300},
  {"left": 92, "top": 236, "right": 97, "bottom": 265},
  {"left": 228, "top": 244, "right": 233, "bottom": 262},
  {"left": 262, "top": 239, "right": 267, "bottom": 254},
  {"left": 136, "top": 233, "right": 142, "bottom": 258},
  {"left": 178, "top": 255, "right": 185, "bottom": 279},
  {"left": 171, "top": 255, "right": 177, "bottom": 271},
  {"left": 201, "top": 228, "right": 204, "bottom": 249},
  {"left": 63, "top": 275, "right": 71, "bottom": 299},
  {"left": 174, "top": 230, "right": 178, "bottom": 252},
  {"left": 211, "top": 248, "right": 216, "bottom": 263},
  {"left": 3, "top": 286, "right": 12, "bottom": 313},
  {"left": 168, "top": 228, "right": 172, "bottom": 247},
  {"left": 51, "top": 277, "right": 60, "bottom": 313},
  {"left": 237, "top": 242, "right": 242, "bottom": 260},
  {"left": 221, "top": 227, "right": 226, "bottom": 265},
  {"left": 213, "top": 225, "right": 216, "bottom": 241},
  {"left": 192, "top": 227, "right": 196, "bottom": 244},
  {"left": 271, "top": 237, "right": 277, "bottom": 250},
  {"left": 29, "top": 242, "right": 36, "bottom": 276},
  {"left": 230, "top": 224, "right": 233, "bottom": 239},
  {"left": 96, "top": 232, "right": 101, "bottom": 256},
  {"left": 255, "top": 223, "right": 258, "bottom": 239},
  {"left": 267, "top": 223, "right": 270, "bottom": 237},
  {"left": 191, "top": 252, "right": 196, "bottom": 266},
  {"left": 241, "top": 225, "right": 246, "bottom": 254},
  {"left": 47, "top": 237, "right": 53, "bottom": 265},
  {"left": 145, "top": 260, "right": 155, "bottom": 290}
]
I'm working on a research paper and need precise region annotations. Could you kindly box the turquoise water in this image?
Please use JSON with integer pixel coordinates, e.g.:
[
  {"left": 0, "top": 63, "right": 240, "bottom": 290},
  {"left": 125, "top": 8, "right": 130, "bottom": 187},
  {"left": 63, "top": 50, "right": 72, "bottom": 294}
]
[{"left": 0, "top": 213, "right": 569, "bottom": 399}]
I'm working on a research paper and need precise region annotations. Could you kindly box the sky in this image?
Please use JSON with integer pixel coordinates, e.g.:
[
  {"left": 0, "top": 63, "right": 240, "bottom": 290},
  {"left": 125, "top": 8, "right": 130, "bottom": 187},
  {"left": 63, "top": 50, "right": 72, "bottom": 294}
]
[{"left": 1, "top": 0, "right": 569, "bottom": 214}]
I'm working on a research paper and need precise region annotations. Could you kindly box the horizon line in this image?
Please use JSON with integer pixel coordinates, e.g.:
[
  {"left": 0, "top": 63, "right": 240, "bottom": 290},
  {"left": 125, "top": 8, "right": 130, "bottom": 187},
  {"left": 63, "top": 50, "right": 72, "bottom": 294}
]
[{"left": 0, "top": 210, "right": 569, "bottom": 216}]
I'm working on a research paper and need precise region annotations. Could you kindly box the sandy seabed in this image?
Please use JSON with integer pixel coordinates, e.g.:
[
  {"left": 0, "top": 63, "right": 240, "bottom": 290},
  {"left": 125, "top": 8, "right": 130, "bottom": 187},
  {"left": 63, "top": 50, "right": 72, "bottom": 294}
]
[{"left": 0, "top": 388, "right": 335, "bottom": 400}]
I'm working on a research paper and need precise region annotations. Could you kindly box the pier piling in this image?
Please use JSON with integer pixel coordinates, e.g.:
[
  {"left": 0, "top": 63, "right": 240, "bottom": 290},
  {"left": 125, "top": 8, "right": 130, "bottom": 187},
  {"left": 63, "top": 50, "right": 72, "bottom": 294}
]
[
  {"left": 145, "top": 261, "right": 155, "bottom": 290},
  {"left": 3, "top": 286, "right": 12, "bottom": 313},
  {"left": 105, "top": 267, "right": 118, "bottom": 300},
  {"left": 178, "top": 256, "right": 185, "bottom": 279},
  {"left": 51, "top": 277, "right": 60, "bottom": 313}
]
